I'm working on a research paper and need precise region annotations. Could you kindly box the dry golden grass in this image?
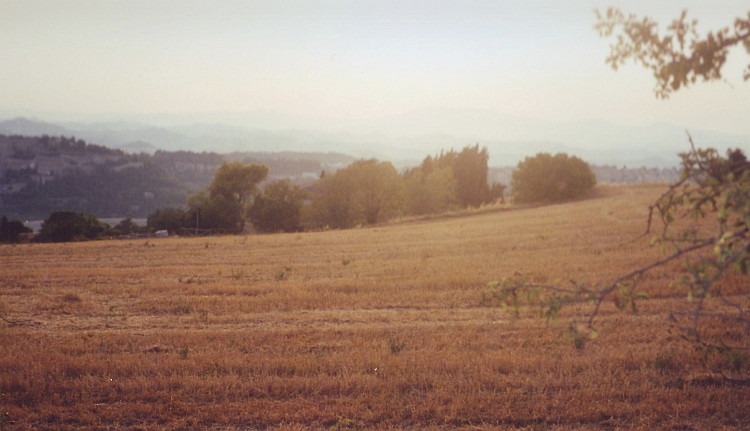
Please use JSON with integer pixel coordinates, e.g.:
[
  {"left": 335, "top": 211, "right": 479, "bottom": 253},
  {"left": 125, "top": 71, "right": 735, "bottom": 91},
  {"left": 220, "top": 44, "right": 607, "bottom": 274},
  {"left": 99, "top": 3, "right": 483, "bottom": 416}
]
[{"left": 1, "top": 184, "right": 749, "bottom": 430}]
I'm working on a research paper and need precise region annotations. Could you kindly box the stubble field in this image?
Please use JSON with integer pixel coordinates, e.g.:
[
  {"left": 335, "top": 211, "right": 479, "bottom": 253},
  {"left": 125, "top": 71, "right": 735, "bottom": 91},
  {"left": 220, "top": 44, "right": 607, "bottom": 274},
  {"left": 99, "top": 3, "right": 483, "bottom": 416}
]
[{"left": 1, "top": 184, "right": 749, "bottom": 430}]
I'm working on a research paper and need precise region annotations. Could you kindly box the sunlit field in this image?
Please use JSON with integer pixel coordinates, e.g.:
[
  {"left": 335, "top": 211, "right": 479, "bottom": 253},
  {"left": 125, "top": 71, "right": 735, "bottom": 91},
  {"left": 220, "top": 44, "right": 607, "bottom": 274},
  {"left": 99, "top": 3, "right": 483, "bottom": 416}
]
[{"left": 1, "top": 184, "right": 749, "bottom": 430}]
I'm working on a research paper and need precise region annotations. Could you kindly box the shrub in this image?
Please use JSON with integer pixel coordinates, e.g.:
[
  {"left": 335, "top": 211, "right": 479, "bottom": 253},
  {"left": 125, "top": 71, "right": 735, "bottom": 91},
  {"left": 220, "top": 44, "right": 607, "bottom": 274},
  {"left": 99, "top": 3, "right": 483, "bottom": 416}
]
[{"left": 511, "top": 153, "right": 596, "bottom": 204}]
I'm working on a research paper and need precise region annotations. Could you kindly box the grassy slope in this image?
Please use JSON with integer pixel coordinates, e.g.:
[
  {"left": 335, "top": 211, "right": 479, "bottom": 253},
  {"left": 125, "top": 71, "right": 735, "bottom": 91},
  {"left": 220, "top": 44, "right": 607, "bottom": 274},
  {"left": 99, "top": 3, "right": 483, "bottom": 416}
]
[{"left": 1, "top": 184, "right": 748, "bottom": 430}]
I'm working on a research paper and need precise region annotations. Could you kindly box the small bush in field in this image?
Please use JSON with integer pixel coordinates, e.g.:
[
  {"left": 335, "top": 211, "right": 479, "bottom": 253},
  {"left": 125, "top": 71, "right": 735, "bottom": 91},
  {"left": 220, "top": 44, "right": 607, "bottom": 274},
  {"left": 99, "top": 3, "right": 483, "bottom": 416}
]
[
  {"left": 275, "top": 266, "right": 291, "bottom": 281},
  {"left": 388, "top": 337, "right": 406, "bottom": 354},
  {"left": 654, "top": 349, "right": 677, "bottom": 373},
  {"left": 172, "top": 302, "right": 192, "bottom": 315},
  {"left": 231, "top": 269, "right": 244, "bottom": 280},
  {"left": 62, "top": 293, "right": 81, "bottom": 303},
  {"left": 328, "top": 416, "right": 358, "bottom": 431}
]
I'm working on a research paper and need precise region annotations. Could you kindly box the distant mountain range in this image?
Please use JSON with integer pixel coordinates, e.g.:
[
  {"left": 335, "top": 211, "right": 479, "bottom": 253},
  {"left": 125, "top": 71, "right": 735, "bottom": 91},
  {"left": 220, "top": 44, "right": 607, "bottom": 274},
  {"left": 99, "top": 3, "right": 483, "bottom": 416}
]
[{"left": 2, "top": 110, "right": 749, "bottom": 168}]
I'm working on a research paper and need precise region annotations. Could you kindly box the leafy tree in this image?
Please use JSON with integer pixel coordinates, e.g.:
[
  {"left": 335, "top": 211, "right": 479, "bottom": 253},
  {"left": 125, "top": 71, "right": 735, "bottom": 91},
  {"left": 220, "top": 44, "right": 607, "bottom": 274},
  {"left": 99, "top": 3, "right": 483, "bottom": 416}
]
[
  {"left": 110, "top": 218, "right": 145, "bottom": 236},
  {"left": 403, "top": 144, "right": 495, "bottom": 214},
  {"left": 249, "top": 179, "right": 307, "bottom": 233},
  {"left": 36, "top": 211, "right": 108, "bottom": 242},
  {"left": 425, "top": 145, "right": 494, "bottom": 208},
  {"left": 0, "top": 216, "right": 32, "bottom": 243},
  {"left": 186, "top": 191, "right": 238, "bottom": 232},
  {"left": 304, "top": 170, "right": 356, "bottom": 230},
  {"left": 189, "top": 161, "right": 269, "bottom": 233},
  {"left": 453, "top": 144, "right": 492, "bottom": 208},
  {"left": 511, "top": 153, "right": 596, "bottom": 204},
  {"left": 348, "top": 159, "right": 404, "bottom": 225},
  {"left": 208, "top": 162, "right": 269, "bottom": 210},
  {"left": 305, "top": 159, "right": 403, "bottom": 229},
  {"left": 147, "top": 207, "right": 190, "bottom": 235},
  {"left": 403, "top": 164, "right": 458, "bottom": 216}
]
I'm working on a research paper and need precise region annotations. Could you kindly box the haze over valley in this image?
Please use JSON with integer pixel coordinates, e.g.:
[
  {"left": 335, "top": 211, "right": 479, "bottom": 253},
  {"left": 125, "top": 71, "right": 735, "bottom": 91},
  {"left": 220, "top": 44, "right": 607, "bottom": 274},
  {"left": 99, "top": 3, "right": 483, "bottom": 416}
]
[
  {"left": 2, "top": 111, "right": 748, "bottom": 169},
  {"left": 2, "top": 0, "right": 749, "bottom": 169}
]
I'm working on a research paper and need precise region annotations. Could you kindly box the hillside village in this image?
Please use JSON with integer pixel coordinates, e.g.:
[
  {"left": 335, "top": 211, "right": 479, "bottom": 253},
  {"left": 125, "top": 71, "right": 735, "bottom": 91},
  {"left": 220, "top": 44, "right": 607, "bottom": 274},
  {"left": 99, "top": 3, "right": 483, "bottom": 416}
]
[{"left": 0, "top": 135, "right": 125, "bottom": 190}]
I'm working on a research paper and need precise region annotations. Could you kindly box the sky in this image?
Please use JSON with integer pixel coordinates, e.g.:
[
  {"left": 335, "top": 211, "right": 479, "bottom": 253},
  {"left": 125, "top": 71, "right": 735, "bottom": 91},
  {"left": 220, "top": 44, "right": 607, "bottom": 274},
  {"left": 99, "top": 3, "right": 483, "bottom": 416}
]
[{"left": 1, "top": 0, "right": 749, "bottom": 137}]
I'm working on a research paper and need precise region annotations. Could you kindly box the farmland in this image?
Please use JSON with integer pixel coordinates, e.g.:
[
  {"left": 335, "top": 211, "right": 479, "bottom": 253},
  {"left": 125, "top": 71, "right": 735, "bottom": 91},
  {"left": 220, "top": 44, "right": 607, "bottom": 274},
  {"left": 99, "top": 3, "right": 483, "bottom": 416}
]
[{"left": 1, "top": 183, "right": 748, "bottom": 430}]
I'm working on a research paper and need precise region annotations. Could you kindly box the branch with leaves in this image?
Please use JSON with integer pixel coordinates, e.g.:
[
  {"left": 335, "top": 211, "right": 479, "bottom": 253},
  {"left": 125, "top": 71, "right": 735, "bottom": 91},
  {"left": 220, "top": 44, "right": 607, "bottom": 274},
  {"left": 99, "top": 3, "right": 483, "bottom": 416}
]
[
  {"left": 594, "top": 8, "right": 750, "bottom": 98},
  {"left": 485, "top": 136, "right": 750, "bottom": 353}
]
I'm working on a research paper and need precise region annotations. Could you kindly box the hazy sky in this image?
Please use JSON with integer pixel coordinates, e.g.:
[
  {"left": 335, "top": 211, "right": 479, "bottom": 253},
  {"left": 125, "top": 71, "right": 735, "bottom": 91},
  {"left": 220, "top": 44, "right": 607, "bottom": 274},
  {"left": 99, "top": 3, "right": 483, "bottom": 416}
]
[{"left": 1, "top": 0, "right": 749, "bottom": 136}]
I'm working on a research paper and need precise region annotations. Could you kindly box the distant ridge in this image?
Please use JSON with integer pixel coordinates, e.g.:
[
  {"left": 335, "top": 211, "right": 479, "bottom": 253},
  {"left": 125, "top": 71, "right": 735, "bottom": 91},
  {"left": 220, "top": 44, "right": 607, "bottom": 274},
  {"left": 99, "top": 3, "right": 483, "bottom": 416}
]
[
  {"left": 2, "top": 113, "right": 748, "bottom": 168},
  {"left": 0, "top": 117, "right": 70, "bottom": 136},
  {"left": 118, "top": 140, "right": 160, "bottom": 154}
]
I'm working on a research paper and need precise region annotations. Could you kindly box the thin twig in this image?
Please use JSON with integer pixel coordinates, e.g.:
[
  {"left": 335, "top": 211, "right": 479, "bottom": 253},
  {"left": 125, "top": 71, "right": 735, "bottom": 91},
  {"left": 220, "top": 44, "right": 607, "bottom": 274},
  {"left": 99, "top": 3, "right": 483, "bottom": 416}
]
[{"left": 0, "top": 313, "right": 32, "bottom": 325}]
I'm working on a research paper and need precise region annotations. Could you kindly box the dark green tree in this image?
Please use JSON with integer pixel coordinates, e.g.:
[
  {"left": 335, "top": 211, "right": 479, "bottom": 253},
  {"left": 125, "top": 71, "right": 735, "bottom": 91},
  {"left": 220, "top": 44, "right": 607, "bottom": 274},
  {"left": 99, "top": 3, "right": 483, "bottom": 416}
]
[
  {"left": 0, "top": 216, "right": 32, "bottom": 243},
  {"left": 36, "top": 211, "right": 108, "bottom": 242},
  {"left": 304, "top": 170, "right": 356, "bottom": 230},
  {"left": 209, "top": 162, "right": 269, "bottom": 209},
  {"left": 453, "top": 144, "right": 491, "bottom": 208},
  {"left": 422, "top": 144, "right": 494, "bottom": 208},
  {"left": 111, "top": 218, "right": 144, "bottom": 236},
  {"left": 188, "top": 161, "right": 269, "bottom": 233},
  {"left": 249, "top": 179, "right": 307, "bottom": 233},
  {"left": 511, "top": 153, "right": 596, "bottom": 204},
  {"left": 186, "top": 191, "right": 238, "bottom": 232},
  {"left": 147, "top": 207, "right": 190, "bottom": 235},
  {"left": 305, "top": 159, "right": 403, "bottom": 229},
  {"left": 348, "top": 159, "right": 404, "bottom": 225}
]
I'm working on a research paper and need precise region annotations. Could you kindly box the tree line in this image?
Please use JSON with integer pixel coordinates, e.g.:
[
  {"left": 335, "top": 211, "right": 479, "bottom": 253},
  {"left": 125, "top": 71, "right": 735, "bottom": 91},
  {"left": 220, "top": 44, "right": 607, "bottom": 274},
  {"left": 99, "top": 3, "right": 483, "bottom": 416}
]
[
  {"left": 1, "top": 145, "right": 597, "bottom": 243},
  {"left": 150, "top": 144, "right": 521, "bottom": 234}
]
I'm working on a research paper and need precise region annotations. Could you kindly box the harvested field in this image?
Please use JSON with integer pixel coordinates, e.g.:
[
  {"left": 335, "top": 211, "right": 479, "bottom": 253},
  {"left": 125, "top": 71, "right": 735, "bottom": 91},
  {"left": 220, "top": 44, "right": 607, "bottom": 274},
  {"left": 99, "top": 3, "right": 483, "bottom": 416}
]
[{"left": 1, "top": 184, "right": 749, "bottom": 430}]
